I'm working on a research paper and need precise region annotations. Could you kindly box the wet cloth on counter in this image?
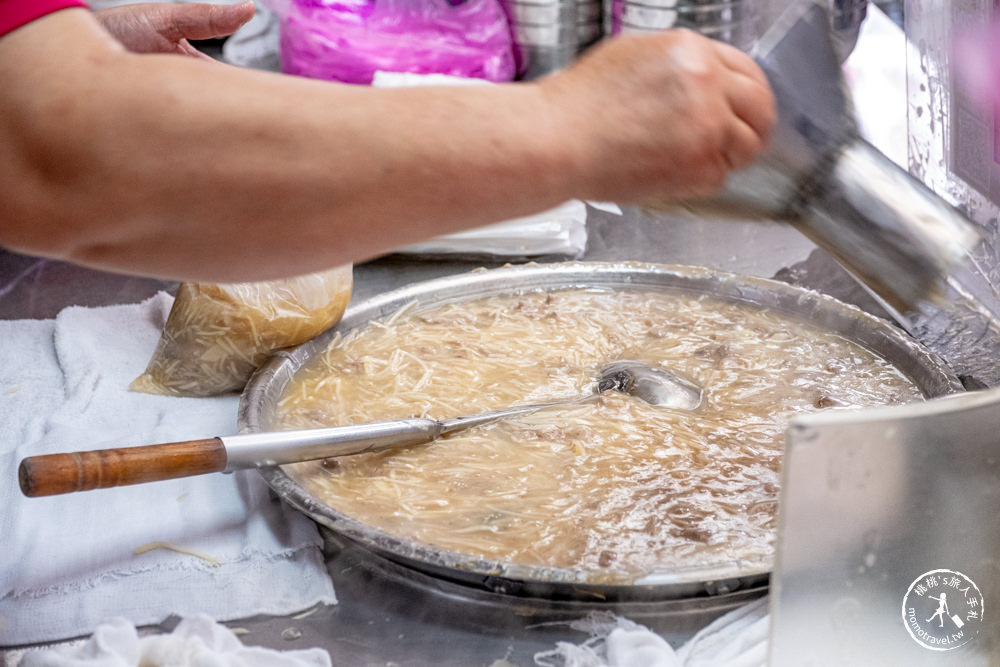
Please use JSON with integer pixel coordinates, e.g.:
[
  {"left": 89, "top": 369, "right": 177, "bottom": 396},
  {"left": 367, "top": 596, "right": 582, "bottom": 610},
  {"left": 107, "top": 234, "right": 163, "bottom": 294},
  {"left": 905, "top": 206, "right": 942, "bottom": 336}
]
[
  {"left": 0, "top": 294, "right": 336, "bottom": 646},
  {"left": 17, "top": 614, "right": 331, "bottom": 667},
  {"left": 534, "top": 596, "right": 769, "bottom": 667}
]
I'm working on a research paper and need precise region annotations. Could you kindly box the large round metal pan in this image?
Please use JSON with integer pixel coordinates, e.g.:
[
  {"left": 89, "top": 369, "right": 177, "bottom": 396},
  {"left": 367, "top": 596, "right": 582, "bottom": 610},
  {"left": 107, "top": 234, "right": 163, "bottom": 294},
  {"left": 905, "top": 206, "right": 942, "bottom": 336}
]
[{"left": 239, "top": 262, "right": 961, "bottom": 603}]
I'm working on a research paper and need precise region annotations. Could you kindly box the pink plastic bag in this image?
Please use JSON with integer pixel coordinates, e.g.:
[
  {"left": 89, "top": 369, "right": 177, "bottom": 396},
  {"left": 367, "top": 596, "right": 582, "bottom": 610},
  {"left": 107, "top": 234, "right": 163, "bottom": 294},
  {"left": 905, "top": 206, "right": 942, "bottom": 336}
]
[{"left": 268, "top": 0, "right": 516, "bottom": 84}]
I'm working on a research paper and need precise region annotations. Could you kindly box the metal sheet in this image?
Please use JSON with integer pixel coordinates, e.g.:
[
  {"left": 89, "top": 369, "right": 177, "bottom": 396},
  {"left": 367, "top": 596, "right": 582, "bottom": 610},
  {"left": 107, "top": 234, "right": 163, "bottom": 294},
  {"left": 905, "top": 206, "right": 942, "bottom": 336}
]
[{"left": 771, "top": 389, "right": 1000, "bottom": 663}]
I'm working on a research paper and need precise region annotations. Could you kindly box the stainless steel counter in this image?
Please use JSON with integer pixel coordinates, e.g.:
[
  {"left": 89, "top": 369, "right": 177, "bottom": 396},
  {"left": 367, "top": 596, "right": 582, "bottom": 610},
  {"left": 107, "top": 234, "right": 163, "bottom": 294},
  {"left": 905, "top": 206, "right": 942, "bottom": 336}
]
[
  {"left": 0, "top": 205, "right": 828, "bottom": 319},
  {"left": 1, "top": 205, "right": 839, "bottom": 664}
]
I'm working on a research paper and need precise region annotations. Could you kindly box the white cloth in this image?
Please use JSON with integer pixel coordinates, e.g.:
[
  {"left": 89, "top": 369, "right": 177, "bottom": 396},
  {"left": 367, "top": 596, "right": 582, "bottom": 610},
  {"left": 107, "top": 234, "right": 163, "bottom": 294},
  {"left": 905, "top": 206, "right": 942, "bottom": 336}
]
[
  {"left": 393, "top": 200, "right": 590, "bottom": 259},
  {"left": 534, "top": 597, "right": 769, "bottom": 667},
  {"left": 676, "top": 597, "right": 769, "bottom": 667},
  {"left": 0, "top": 294, "right": 336, "bottom": 646},
  {"left": 18, "top": 614, "right": 331, "bottom": 667}
]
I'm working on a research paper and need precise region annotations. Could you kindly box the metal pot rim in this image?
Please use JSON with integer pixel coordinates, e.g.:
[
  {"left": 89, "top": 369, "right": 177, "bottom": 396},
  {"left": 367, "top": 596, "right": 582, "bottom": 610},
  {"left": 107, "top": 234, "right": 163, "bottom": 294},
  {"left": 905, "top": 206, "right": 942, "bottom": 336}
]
[{"left": 240, "top": 261, "right": 961, "bottom": 599}]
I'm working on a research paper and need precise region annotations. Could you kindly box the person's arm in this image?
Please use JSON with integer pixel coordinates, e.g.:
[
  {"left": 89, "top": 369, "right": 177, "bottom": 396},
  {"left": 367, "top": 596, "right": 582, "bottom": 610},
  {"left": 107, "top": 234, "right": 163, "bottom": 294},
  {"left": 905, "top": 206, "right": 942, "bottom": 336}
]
[{"left": 0, "top": 7, "right": 775, "bottom": 283}]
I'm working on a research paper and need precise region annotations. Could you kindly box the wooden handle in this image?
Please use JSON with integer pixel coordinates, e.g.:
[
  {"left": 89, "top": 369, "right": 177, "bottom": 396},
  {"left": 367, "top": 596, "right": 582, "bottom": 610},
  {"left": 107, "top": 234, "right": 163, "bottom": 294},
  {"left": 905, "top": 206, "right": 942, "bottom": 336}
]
[{"left": 18, "top": 438, "right": 227, "bottom": 497}]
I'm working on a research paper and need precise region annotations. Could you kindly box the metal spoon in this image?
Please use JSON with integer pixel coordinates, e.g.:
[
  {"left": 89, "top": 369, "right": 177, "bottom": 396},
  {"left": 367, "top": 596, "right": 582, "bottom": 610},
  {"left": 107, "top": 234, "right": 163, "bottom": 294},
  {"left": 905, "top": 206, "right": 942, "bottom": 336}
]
[{"left": 18, "top": 360, "right": 701, "bottom": 497}]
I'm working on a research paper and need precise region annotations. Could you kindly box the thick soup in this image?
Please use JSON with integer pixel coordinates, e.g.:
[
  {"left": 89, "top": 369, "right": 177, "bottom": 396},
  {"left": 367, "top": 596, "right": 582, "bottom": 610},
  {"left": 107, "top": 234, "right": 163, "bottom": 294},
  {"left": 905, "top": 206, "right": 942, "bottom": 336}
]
[{"left": 277, "top": 288, "right": 923, "bottom": 577}]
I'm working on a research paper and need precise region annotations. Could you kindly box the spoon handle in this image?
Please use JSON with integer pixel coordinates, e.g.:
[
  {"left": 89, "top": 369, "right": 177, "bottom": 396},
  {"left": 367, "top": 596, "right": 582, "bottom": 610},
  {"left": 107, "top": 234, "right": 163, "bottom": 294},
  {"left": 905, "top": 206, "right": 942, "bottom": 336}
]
[
  {"left": 439, "top": 398, "right": 588, "bottom": 434},
  {"left": 18, "top": 418, "right": 445, "bottom": 498},
  {"left": 19, "top": 397, "right": 602, "bottom": 498},
  {"left": 221, "top": 418, "right": 443, "bottom": 470},
  {"left": 19, "top": 438, "right": 227, "bottom": 497}
]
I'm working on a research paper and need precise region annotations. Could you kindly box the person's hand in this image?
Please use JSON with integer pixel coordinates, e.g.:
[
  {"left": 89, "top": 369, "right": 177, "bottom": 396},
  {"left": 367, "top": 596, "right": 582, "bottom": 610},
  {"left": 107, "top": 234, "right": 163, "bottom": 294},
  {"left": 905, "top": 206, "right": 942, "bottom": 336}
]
[
  {"left": 540, "top": 30, "right": 777, "bottom": 203},
  {"left": 94, "top": 1, "right": 255, "bottom": 59}
]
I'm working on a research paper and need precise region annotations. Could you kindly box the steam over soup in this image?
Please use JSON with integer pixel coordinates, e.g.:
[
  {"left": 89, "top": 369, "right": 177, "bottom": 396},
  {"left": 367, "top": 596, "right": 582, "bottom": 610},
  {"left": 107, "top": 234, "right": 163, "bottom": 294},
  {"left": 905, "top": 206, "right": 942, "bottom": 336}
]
[{"left": 277, "top": 288, "right": 923, "bottom": 576}]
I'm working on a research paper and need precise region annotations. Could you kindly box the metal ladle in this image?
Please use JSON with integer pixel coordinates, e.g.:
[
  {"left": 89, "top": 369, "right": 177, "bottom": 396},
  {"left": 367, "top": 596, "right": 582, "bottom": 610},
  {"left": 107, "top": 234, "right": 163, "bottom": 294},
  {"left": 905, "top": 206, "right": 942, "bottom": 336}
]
[{"left": 18, "top": 360, "right": 701, "bottom": 497}]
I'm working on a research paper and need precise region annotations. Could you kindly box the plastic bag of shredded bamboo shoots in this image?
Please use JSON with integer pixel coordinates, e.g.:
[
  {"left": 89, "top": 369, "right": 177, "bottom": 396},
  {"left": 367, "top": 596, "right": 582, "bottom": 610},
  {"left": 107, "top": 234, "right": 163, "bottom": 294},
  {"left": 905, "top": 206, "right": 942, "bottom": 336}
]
[{"left": 131, "top": 265, "right": 353, "bottom": 397}]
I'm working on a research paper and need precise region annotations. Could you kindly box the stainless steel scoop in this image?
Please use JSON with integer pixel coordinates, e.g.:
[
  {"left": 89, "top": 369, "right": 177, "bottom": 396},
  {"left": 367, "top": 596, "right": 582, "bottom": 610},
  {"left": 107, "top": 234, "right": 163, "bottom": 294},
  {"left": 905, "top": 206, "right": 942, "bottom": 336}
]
[
  {"left": 18, "top": 360, "right": 701, "bottom": 497},
  {"left": 652, "top": 1, "right": 982, "bottom": 315}
]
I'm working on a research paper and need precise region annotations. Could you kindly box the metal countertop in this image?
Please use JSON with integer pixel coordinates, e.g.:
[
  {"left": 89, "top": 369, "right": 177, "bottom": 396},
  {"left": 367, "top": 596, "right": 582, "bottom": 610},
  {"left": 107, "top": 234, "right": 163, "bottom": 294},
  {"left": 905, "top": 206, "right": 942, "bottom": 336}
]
[
  {"left": 0, "top": 206, "right": 829, "bottom": 320},
  {"left": 2, "top": 206, "right": 850, "bottom": 665}
]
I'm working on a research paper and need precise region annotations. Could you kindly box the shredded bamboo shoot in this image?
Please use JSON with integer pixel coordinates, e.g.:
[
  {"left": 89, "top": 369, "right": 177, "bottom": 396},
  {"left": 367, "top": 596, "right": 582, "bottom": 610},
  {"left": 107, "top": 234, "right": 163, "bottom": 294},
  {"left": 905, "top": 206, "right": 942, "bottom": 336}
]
[{"left": 279, "top": 289, "right": 922, "bottom": 576}]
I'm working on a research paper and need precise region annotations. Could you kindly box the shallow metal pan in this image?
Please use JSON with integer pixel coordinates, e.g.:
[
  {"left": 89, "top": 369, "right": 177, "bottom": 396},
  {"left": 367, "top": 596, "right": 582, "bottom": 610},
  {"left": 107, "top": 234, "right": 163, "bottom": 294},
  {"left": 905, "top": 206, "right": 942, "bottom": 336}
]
[{"left": 240, "top": 262, "right": 961, "bottom": 603}]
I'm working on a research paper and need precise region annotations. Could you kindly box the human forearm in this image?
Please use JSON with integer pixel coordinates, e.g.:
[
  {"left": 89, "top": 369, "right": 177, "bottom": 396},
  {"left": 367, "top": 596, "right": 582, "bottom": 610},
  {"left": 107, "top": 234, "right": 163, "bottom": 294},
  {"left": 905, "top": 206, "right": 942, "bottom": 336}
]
[
  {"left": 1, "top": 8, "right": 775, "bottom": 283},
  {"left": 2, "top": 11, "right": 580, "bottom": 281}
]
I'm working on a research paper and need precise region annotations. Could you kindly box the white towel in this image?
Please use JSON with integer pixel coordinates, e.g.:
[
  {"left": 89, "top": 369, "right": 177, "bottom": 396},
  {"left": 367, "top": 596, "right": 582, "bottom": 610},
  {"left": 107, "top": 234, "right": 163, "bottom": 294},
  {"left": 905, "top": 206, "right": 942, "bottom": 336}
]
[
  {"left": 676, "top": 597, "right": 769, "bottom": 667},
  {"left": 0, "top": 294, "right": 336, "bottom": 646},
  {"left": 17, "top": 614, "right": 331, "bottom": 667},
  {"left": 534, "top": 598, "right": 769, "bottom": 667}
]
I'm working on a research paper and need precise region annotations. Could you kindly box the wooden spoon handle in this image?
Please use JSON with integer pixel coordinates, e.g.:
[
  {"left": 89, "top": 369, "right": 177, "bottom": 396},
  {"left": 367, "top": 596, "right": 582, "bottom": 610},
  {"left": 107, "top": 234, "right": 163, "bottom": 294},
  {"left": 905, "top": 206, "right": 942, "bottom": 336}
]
[{"left": 18, "top": 438, "right": 227, "bottom": 497}]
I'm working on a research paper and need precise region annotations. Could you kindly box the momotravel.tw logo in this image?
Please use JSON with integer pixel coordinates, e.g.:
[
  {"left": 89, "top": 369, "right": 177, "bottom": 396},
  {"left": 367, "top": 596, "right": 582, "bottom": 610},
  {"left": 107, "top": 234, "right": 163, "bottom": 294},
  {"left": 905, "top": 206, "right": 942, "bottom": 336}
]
[{"left": 902, "top": 569, "right": 984, "bottom": 651}]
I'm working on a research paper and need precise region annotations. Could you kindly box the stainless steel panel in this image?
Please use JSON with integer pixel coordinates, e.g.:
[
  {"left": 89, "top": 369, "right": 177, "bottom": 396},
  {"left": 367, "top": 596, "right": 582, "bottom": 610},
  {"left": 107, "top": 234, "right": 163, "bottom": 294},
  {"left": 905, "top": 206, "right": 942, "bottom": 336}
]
[{"left": 771, "top": 389, "right": 1000, "bottom": 663}]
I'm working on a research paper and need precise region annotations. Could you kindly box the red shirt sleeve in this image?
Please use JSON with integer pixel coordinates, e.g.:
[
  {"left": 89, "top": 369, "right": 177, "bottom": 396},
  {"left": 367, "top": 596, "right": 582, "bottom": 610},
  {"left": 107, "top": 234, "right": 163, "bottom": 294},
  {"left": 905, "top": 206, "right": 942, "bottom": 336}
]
[{"left": 0, "top": 0, "right": 90, "bottom": 37}]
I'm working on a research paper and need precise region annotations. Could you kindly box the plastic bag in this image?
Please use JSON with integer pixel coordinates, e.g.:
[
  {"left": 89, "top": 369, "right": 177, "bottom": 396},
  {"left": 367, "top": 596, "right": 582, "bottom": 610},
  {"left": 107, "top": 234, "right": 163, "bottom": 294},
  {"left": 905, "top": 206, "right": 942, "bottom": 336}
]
[
  {"left": 131, "top": 265, "right": 353, "bottom": 397},
  {"left": 266, "top": 0, "right": 516, "bottom": 84}
]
